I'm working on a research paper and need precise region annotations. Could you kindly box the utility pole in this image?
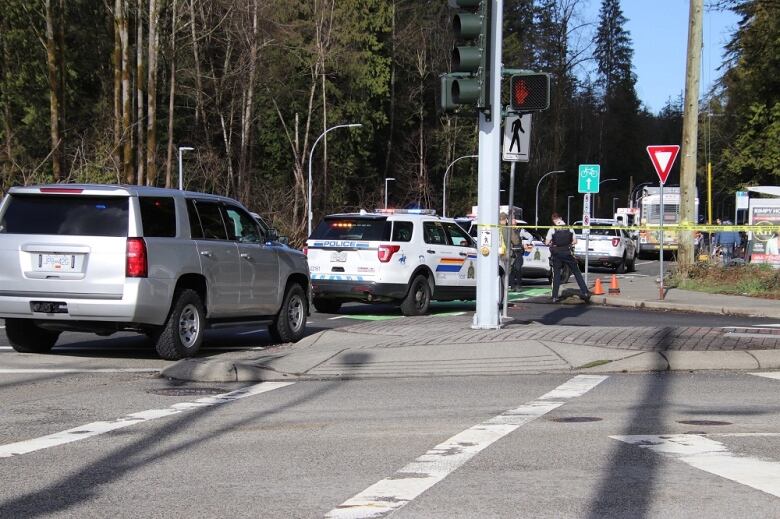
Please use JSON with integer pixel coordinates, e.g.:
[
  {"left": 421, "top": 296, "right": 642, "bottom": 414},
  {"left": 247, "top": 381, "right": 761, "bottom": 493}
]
[{"left": 679, "top": 0, "right": 702, "bottom": 269}]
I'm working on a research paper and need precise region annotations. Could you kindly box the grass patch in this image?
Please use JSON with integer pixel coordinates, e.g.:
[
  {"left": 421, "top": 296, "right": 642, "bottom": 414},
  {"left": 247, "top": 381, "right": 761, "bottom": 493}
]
[{"left": 669, "top": 263, "right": 780, "bottom": 299}]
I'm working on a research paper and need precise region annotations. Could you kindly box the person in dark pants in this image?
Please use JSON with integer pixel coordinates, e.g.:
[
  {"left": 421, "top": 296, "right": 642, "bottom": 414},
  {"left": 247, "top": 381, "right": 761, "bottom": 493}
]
[
  {"left": 544, "top": 213, "right": 590, "bottom": 303},
  {"left": 712, "top": 220, "right": 742, "bottom": 265}
]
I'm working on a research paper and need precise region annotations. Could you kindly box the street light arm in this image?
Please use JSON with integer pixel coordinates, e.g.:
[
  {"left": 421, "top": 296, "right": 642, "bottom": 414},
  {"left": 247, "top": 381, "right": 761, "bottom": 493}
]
[
  {"left": 534, "top": 169, "right": 564, "bottom": 227},
  {"left": 442, "top": 154, "right": 478, "bottom": 217},
  {"left": 307, "top": 123, "right": 362, "bottom": 236}
]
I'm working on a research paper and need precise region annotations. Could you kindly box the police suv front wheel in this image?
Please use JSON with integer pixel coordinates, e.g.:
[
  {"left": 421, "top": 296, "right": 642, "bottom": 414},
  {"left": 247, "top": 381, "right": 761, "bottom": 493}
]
[{"left": 400, "top": 275, "right": 431, "bottom": 316}]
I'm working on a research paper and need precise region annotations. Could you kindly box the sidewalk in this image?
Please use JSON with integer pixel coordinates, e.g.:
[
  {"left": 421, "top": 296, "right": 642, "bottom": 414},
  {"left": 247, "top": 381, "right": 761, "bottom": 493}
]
[
  {"left": 162, "top": 274, "right": 780, "bottom": 383},
  {"left": 587, "top": 272, "right": 780, "bottom": 319}
]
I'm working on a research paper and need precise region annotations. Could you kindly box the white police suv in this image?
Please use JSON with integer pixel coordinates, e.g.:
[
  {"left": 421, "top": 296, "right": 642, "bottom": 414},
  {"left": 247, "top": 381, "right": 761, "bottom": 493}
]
[{"left": 306, "top": 209, "right": 478, "bottom": 315}]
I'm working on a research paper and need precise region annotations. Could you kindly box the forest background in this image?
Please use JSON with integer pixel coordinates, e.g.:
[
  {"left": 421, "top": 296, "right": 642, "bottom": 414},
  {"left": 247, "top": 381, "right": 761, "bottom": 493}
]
[{"left": 0, "top": 0, "right": 777, "bottom": 245}]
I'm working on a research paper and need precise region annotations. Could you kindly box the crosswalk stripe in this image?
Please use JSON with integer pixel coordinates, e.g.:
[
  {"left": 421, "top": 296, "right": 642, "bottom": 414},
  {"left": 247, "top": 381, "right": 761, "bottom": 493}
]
[
  {"left": 750, "top": 372, "right": 780, "bottom": 380},
  {"left": 0, "top": 381, "right": 293, "bottom": 459},
  {"left": 611, "top": 434, "right": 780, "bottom": 498},
  {"left": 325, "top": 375, "right": 608, "bottom": 519}
]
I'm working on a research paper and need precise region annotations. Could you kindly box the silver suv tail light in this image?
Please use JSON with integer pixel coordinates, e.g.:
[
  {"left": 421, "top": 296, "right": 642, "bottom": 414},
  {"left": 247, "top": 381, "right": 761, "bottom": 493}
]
[{"left": 126, "top": 237, "right": 148, "bottom": 278}]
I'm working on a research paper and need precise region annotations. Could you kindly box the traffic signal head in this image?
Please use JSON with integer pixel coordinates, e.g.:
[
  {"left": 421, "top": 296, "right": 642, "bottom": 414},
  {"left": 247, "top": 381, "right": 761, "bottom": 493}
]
[
  {"left": 509, "top": 73, "right": 550, "bottom": 112},
  {"left": 440, "top": 0, "right": 491, "bottom": 114}
]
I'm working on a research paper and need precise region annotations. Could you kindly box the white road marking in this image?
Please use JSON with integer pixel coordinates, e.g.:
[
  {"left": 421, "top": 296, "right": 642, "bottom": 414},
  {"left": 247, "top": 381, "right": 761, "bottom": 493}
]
[
  {"left": 0, "top": 381, "right": 293, "bottom": 458},
  {"left": 612, "top": 434, "right": 780, "bottom": 498},
  {"left": 0, "top": 368, "right": 160, "bottom": 374},
  {"left": 750, "top": 372, "right": 780, "bottom": 381},
  {"left": 0, "top": 346, "right": 12, "bottom": 350},
  {"left": 328, "top": 316, "right": 349, "bottom": 320},
  {"left": 325, "top": 375, "right": 608, "bottom": 519}
]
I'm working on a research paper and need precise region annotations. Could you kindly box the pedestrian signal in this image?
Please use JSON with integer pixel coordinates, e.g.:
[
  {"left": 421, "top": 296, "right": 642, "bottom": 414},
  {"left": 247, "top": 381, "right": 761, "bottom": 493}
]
[{"left": 509, "top": 73, "right": 550, "bottom": 112}]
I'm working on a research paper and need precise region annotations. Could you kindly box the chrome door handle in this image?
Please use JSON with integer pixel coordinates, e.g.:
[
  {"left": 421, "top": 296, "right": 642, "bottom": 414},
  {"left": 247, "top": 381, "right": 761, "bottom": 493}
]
[
  {"left": 200, "top": 251, "right": 213, "bottom": 257},
  {"left": 240, "top": 253, "right": 251, "bottom": 260}
]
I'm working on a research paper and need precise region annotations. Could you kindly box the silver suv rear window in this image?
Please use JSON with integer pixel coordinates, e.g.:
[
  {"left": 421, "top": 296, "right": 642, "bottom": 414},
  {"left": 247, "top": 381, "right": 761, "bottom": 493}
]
[
  {"left": 0, "top": 195, "right": 128, "bottom": 237},
  {"left": 312, "top": 217, "right": 390, "bottom": 241}
]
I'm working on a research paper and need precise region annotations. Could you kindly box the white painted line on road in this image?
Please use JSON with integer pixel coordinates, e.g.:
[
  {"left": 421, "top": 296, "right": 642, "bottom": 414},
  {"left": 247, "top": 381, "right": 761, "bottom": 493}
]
[
  {"left": 0, "top": 368, "right": 160, "bottom": 374},
  {"left": 611, "top": 434, "right": 780, "bottom": 498},
  {"left": 0, "top": 381, "right": 293, "bottom": 459},
  {"left": 0, "top": 346, "right": 12, "bottom": 350},
  {"left": 325, "top": 375, "right": 608, "bottom": 519},
  {"left": 328, "top": 316, "right": 349, "bottom": 320},
  {"left": 750, "top": 372, "right": 780, "bottom": 381}
]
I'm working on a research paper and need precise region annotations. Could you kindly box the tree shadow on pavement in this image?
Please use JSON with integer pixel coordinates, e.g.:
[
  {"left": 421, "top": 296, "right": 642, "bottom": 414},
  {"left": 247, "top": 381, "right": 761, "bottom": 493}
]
[{"left": 0, "top": 352, "right": 374, "bottom": 518}]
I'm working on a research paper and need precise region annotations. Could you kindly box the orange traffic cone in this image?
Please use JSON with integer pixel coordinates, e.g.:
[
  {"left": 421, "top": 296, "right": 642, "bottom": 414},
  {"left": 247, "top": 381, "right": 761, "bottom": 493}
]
[
  {"left": 608, "top": 274, "right": 621, "bottom": 295},
  {"left": 592, "top": 277, "right": 605, "bottom": 295}
]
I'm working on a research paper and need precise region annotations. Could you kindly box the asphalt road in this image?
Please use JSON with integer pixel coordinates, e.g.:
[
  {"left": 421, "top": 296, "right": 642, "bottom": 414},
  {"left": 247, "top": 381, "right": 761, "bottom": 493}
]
[
  {"left": 2, "top": 258, "right": 780, "bottom": 517},
  {"left": 1, "top": 371, "right": 780, "bottom": 517}
]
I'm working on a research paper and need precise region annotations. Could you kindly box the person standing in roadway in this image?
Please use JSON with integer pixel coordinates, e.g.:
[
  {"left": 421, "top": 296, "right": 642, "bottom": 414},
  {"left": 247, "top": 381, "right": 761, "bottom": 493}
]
[{"left": 545, "top": 213, "right": 590, "bottom": 303}]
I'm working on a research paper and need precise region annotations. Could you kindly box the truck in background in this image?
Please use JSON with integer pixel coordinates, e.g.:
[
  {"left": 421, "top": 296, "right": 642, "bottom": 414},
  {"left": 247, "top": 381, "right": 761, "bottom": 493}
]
[{"left": 633, "top": 186, "right": 699, "bottom": 257}]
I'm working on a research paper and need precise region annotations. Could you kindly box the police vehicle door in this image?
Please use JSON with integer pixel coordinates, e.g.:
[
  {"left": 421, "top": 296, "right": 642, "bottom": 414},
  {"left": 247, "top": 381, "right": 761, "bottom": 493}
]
[{"left": 442, "top": 221, "right": 477, "bottom": 290}]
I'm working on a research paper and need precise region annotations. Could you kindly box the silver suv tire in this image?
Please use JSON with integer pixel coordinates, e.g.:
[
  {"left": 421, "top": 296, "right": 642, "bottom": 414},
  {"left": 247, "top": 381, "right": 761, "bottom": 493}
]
[
  {"left": 153, "top": 289, "right": 205, "bottom": 360},
  {"left": 269, "top": 283, "right": 307, "bottom": 343},
  {"left": 5, "top": 319, "right": 60, "bottom": 353}
]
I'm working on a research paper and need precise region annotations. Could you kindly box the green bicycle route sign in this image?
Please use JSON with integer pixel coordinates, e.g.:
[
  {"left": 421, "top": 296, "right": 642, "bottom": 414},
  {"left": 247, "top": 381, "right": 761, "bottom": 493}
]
[{"left": 578, "top": 164, "right": 600, "bottom": 193}]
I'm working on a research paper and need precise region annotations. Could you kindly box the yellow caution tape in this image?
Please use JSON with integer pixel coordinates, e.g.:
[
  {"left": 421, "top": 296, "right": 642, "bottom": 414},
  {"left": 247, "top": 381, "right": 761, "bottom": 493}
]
[{"left": 479, "top": 223, "right": 780, "bottom": 233}]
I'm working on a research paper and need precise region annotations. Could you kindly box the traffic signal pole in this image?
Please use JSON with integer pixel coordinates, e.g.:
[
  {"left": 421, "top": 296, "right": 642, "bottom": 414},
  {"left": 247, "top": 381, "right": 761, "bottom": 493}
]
[{"left": 473, "top": 0, "right": 502, "bottom": 329}]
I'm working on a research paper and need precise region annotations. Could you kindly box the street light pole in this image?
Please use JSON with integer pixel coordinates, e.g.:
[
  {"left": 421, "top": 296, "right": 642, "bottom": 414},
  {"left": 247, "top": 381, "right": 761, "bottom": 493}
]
[
  {"left": 535, "top": 170, "right": 564, "bottom": 227},
  {"left": 567, "top": 195, "right": 574, "bottom": 224},
  {"left": 308, "top": 123, "right": 362, "bottom": 236},
  {"left": 177, "top": 146, "right": 194, "bottom": 190},
  {"left": 384, "top": 177, "right": 395, "bottom": 209},
  {"left": 613, "top": 197, "right": 620, "bottom": 215},
  {"left": 442, "top": 154, "right": 478, "bottom": 217},
  {"left": 595, "top": 178, "right": 617, "bottom": 217}
]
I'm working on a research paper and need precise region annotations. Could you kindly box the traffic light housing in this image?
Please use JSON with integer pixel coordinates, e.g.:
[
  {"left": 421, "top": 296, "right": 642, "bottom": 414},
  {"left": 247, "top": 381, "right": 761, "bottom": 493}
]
[
  {"left": 440, "top": 0, "right": 491, "bottom": 114},
  {"left": 509, "top": 73, "right": 550, "bottom": 112}
]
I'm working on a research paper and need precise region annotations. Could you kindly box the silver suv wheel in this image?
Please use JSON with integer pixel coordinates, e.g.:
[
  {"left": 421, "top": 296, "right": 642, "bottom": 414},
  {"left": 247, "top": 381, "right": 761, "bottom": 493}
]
[
  {"left": 269, "top": 283, "right": 308, "bottom": 343},
  {"left": 286, "top": 293, "right": 305, "bottom": 333},
  {"left": 178, "top": 303, "right": 201, "bottom": 348}
]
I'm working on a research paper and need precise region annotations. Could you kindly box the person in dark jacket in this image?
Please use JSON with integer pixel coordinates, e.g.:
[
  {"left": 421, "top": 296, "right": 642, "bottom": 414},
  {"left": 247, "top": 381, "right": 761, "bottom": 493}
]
[
  {"left": 544, "top": 213, "right": 590, "bottom": 303},
  {"left": 712, "top": 220, "right": 741, "bottom": 265}
]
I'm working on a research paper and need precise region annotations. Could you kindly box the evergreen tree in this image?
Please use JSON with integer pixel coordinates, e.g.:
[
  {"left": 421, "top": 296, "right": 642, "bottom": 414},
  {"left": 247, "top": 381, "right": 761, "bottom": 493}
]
[
  {"left": 718, "top": 0, "right": 780, "bottom": 185},
  {"left": 593, "top": 0, "right": 642, "bottom": 207}
]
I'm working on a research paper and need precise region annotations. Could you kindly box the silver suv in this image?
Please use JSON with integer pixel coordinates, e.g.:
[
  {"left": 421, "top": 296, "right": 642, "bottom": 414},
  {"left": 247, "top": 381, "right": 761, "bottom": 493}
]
[{"left": 0, "top": 184, "right": 310, "bottom": 359}]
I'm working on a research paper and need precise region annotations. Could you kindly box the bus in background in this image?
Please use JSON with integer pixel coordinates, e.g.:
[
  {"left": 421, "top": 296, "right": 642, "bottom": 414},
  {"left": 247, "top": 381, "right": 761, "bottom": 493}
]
[{"left": 635, "top": 186, "right": 699, "bottom": 257}]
